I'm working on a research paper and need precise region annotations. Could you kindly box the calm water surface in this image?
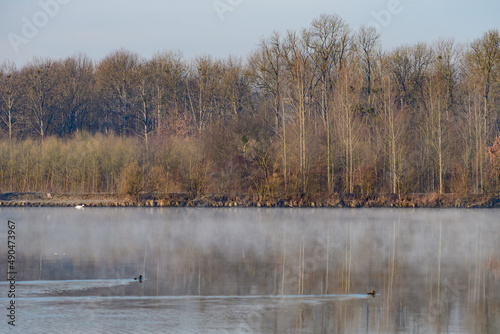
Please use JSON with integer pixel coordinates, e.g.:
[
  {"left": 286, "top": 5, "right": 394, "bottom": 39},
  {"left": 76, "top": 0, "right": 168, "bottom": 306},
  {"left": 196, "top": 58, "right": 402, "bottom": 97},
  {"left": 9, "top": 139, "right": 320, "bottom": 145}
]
[{"left": 0, "top": 208, "right": 499, "bottom": 333}]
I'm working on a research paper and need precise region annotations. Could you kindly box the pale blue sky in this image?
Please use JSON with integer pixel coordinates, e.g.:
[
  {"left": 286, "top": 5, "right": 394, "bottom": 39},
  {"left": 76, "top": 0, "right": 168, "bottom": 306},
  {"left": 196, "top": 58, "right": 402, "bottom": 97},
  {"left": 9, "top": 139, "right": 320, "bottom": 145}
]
[{"left": 0, "top": 0, "right": 499, "bottom": 66}]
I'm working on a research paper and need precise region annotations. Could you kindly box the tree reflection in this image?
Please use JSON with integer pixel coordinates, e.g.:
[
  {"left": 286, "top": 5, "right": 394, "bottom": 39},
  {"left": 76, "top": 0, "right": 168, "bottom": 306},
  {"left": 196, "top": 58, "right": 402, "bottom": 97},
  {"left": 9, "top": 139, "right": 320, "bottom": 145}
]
[{"left": 1, "top": 208, "right": 498, "bottom": 333}]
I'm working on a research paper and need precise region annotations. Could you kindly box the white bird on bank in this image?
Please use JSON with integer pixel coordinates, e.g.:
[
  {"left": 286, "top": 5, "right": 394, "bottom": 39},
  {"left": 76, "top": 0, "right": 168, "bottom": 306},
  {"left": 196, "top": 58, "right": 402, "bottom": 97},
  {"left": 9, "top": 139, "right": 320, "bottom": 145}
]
[{"left": 75, "top": 204, "right": 85, "bottom": 209}]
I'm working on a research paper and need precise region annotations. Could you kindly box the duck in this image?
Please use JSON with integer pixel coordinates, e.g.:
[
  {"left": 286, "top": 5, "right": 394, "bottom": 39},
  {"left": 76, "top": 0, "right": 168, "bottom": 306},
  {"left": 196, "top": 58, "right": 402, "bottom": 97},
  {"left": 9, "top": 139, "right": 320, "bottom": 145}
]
[
  {"left": 134, "top": 275, "right": 143, "bottom": 283},
  {"left": 75, "top": 204, "right": 85, "bottom": 209},
  {"left": 367, "top": 290, "right": 376, "bottom": 296}
]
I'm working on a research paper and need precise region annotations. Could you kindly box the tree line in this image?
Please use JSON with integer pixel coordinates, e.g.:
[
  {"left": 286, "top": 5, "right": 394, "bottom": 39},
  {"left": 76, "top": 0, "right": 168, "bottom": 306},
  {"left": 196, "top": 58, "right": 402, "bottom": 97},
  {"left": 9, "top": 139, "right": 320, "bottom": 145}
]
[{"left": 1, "top": 14, "right": 500, "bottom": 198}]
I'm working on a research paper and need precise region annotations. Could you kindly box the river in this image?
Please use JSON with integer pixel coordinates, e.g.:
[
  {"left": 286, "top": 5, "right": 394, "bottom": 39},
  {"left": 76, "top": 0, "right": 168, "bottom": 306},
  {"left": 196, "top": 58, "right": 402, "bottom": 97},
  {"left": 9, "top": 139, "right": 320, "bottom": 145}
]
[{"left": 0, "top": 207, "right": 498, "bottom": 333}]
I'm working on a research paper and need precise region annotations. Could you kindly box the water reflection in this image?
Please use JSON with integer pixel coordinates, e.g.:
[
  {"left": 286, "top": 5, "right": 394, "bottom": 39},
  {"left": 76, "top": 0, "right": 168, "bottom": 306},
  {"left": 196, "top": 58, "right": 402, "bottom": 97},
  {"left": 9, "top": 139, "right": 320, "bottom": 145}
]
[{"left": 0, "top": 208, "right": 499, "bottom": 333}]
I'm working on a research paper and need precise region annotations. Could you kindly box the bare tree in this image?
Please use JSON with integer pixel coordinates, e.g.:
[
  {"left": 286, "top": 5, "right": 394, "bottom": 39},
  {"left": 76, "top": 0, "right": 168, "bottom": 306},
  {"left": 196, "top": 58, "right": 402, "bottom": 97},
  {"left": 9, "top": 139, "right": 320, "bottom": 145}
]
[
  {"left": 356, "top": 25, "right": 380, "bottom": 110},
  {"left": 424, "top": 39, "right": 458, "bottom": 193},
  {"left": 306, "top": 13, "right": 352, "bottom": 191},
  {"left": 247, "top": 32, "right": 288, "bottom": 191},
  {"left": 283, "top": 30, "right": 315, "bottom": 193},
  {"left": 96, "top": 49, "right": 140, "bottom": 135},
  {"left": 390, "top": 43, "right": 434, "bottom": 193},
  {"left": 148, "top": 51, "right": 185, "bottom": 135},
  {"left": 0, "top": 61, "right": 19, "bottom": 143},
  {"left": 221, "top": 56, "right": 250, "bottom": 117},
  {"left": 334, "top": 59, "right": 364, "bottom": 194},
  {"left": 57, "top": 54, "right": 94, "bottom": 136},
  {"left": 463, "top": 29, "right": 500, "bottom": 193},
  {"left": 185, "top": 55, "right": 225, "bottom": 133},
  {"left": 378, "top": 53, "right": 406, "bottom": 194},
  {"left": 469, "top": 29, "right": 500, "bottom": 123},
  {"left": 135, "top": 61, "right": 154, "bottom": 151},
  {"left": 19, "top": 58, "right": 60, "bottom": 142}
]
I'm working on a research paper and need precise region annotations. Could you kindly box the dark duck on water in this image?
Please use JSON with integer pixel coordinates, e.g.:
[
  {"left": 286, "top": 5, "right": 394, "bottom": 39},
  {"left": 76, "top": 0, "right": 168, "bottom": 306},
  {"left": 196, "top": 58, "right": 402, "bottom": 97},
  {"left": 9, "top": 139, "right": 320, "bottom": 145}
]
[{"left": 134, "top": 275, "right": 143, "bottom": 283}]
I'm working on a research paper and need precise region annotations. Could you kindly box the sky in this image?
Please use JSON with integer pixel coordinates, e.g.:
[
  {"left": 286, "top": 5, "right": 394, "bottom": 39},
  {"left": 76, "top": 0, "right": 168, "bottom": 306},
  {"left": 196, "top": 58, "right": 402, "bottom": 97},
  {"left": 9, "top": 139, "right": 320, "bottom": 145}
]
[{"left": 0, "top": 0, "right": 499, "bottom": 66}]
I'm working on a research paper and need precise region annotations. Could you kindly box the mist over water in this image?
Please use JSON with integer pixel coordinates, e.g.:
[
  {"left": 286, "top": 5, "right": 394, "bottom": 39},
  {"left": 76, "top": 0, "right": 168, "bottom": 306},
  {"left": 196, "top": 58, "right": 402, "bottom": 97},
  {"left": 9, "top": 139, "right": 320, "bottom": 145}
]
[{"left": 0, "top": 208, "right": 499, "bottom": 333}]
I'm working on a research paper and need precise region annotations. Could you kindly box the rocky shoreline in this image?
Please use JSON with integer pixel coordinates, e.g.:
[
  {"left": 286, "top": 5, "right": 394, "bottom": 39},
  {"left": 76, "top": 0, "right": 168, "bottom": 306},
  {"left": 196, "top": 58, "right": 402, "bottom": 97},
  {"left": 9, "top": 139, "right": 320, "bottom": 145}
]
[{"left": 1, "top": 192, "right": 500, "bottom": 208}]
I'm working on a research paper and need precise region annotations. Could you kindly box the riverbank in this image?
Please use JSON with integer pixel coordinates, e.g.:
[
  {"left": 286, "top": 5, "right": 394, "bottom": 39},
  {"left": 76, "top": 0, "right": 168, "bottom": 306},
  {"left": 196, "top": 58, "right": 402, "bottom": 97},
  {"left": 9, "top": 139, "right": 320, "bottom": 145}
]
[{"left": 1, "top": 192, "right": 499, "bottom": 208}]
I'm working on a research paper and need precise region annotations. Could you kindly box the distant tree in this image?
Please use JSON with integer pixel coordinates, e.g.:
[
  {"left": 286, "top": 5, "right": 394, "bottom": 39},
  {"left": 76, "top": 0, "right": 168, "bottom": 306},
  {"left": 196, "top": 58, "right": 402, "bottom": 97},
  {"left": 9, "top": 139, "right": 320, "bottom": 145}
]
[
  {"left": 356, "top": 25, "right": 380, "bottom": 110},
  {"left": 283, "top": 30, "right": 312, "bottom": 193},
  {"left": 423, "top": 39, "right": 458, "bottom": 193},
  {"left": 469, "top": 29, "right": 500, "bottom": 122},
  {"left": 185, "top": 55, "right": 225, "bottom": 132},
  {"left": 56, "top": 54, "right": 94, "bottom": 136},
  {"left": 221, "top": 56, "right": 250, "bottom": 117},
  {"left": 96, "top": 49, "right": 140, "bottom": 135},
  {"left": 134, "top": 62, "right": 155, "bottom": 151},
  {"left": 0, "top": 61, "right": 19, "bottom": 142},
  {"left": 463, "top": 29, "right": 500, "bottom": 193},
  {"left": 306, "top": 14, "right": 352, "bottom": 191},
  {"left": 247, "top": 32, "right": 288, "bottom": 190},
  {"left": 334, "top": 59, "right": 364, "bottom": 194},
  {"left": 389, "top": 43, "right": 434, "bottom": 193},
  {"left": 148, "top": 51, "right": 185, "bottom": 135},
  {"left": 378, "top": 53, "right": 406, "bottom": 194},
  {"left": 19, "top": 58, "right": 60, "bottom": 142}
]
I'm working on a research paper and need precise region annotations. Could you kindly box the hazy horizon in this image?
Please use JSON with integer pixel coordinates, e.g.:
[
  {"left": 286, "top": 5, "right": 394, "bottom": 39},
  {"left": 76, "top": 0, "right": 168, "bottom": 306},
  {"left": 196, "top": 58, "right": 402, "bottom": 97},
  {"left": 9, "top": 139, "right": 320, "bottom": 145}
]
[{"left": 1, "top": 0, "right": 499, "bottom": 66}]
